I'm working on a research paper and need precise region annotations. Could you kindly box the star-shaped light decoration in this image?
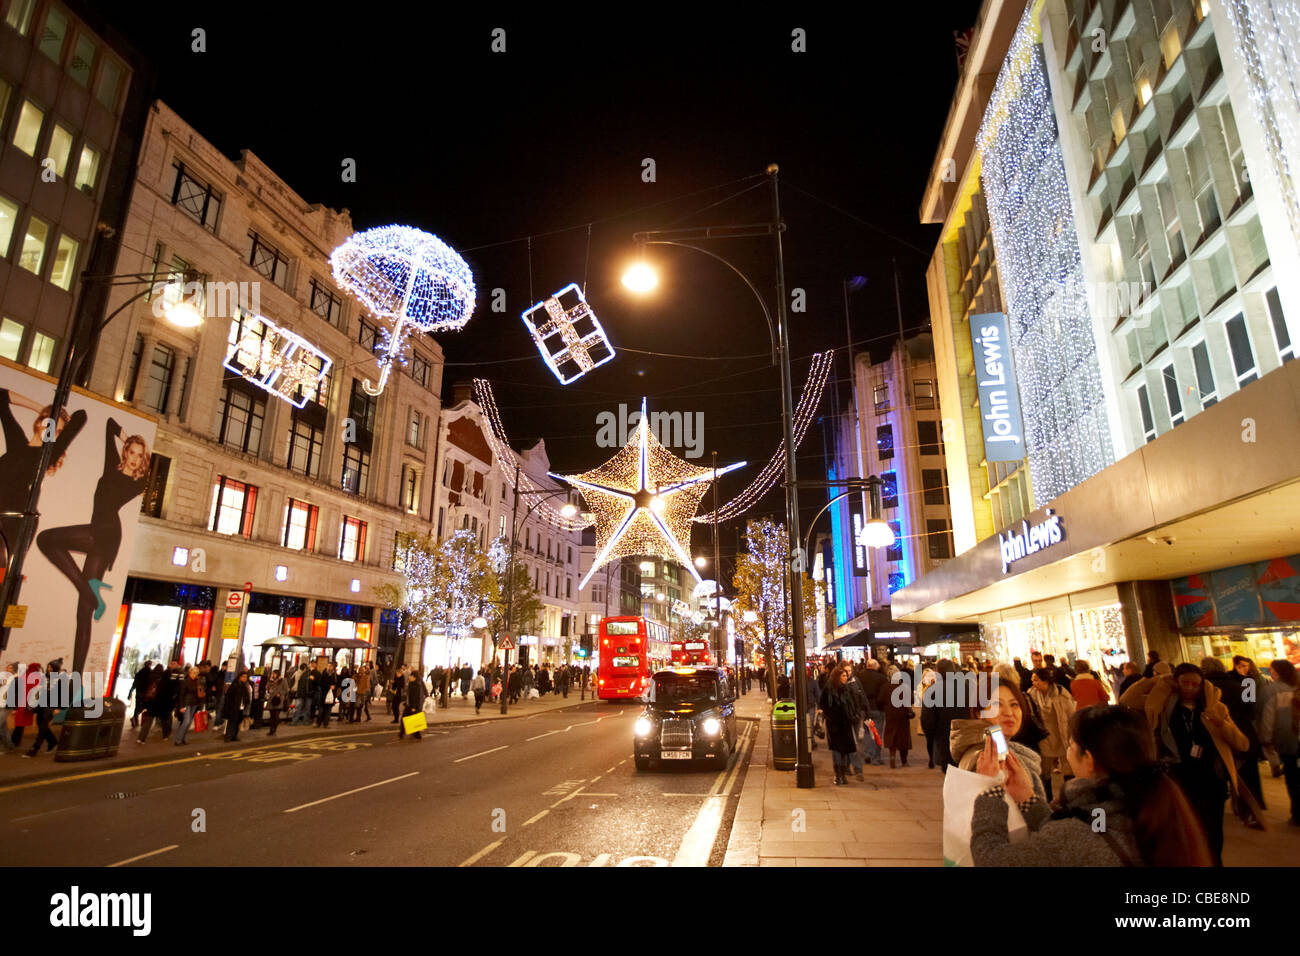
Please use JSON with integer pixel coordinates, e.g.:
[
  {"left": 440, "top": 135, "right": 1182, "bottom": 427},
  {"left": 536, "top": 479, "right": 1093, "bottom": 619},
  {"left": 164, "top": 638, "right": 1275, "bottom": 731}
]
[{"left": 551, "top": 399, "right": 744, "bottom": 591}]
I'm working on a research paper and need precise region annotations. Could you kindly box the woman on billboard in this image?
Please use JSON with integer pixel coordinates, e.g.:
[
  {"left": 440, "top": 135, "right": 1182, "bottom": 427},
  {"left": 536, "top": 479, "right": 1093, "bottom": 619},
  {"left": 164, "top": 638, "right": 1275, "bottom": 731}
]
[
  {"left": 36, "top": 417, "right": 150, "bottom": 673},
  {"left": 0, "top": 388, "right": 87, "bottom": 571}
]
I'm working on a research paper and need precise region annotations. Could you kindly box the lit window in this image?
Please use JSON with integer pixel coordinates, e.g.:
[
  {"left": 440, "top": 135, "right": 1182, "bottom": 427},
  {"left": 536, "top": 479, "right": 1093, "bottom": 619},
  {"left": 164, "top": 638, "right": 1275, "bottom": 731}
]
[
  {"left": 13, "top": 99, "right": 44, "bottom": 156},
  {"left": 274, "top": 565, "right": 288, "bottom": 582},
  {"left": 873, "top": 383, "right": 890, "bottom": 412},
  {"left": 280, "top": 498, "right": 319, "bottom": 552},
  {"left": 209, "top": 476, "right": 257, "bottom": 538},
  {"left": 914, "top": 379, "right": 936, "bottom": 409},
  {"left": 5, "top": 0, "right": 37, "bottom": 34},
  {"left": 339, "top": 516, "right": 367, "bottom": 563},
  {"left": 19, "top": 215, "right": 48, "bottom": 274},
  {"left": 0, "top": 196, "right": 18, "bottom": 257},
  {"left": 74, "top": 143, "right": 100, "bottom": 192},
  {"left": 46, "top": 123, "right": 73, "bottom": 177},
  {"left": 26, "top": 331, "right": 54, "bottom": 373},
  {"left": 0, "top": 317, "right": 23, "bottom": 361},
  {"left": 1160, "top": 21, "right": 1182, "bottom": 69},
  {"left": 50, "top": 234, "right": 78, "bottom": 290}
]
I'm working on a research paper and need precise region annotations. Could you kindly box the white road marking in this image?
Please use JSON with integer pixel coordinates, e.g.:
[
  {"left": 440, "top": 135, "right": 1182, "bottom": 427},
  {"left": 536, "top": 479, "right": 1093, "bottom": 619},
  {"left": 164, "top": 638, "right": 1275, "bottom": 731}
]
[
  {"left": 671, "top": 723, "right": 753, "bottom": 867},
  {"left": 579, "top": 792, "right": 619, "bottom": 797},
  {"left": 107, "top": 844, "right": 178, "bottom": 867},
  {"left": 590, "top": 853, "right": 612, "bottom": 867},
  {"left": 453, "top": 746, "right": 508, "bottom": 763},
  {"left": 507, "top": 851, "right": 537, "bottom": 866},
  {"left": 526, "top": 724, "right": 574, "bottom": 742},
  {"left": 660, "top": 793, "right": 711, "bottom": 797},
  {"left": 11, "top": 804, "right": 83, "bottom": 822},
  {"left": 522, "top": 809, "right": 550, "bottom": 826},
  {"left": 282, "top": 772, "right": 419, "bottom": 813},
  {"left": 149, "top": 783, "right": 183, "bottom": 792},
  {"left": 458, "top": 840, "right": 503, "bottom": 867}
]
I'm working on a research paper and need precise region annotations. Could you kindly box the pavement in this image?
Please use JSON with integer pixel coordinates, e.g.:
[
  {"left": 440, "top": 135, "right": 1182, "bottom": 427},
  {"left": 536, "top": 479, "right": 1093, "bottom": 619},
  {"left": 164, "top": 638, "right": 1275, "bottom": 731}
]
[
  {"left": 721, "top": 688, "right": 1300, "bottom": 867},
  {"left": 0, "top": 689, "right": 591, "bottom": 788}
]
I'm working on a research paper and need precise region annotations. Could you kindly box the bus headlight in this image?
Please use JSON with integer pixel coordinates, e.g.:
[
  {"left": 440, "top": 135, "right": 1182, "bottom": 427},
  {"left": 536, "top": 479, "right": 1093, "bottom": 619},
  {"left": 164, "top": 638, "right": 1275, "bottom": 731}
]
[
  {"left": 635, "top": 717, "right": 654, "bottom": 738},
  {"left": 701, "top": 717, "right": 721, "bottom": 736}
]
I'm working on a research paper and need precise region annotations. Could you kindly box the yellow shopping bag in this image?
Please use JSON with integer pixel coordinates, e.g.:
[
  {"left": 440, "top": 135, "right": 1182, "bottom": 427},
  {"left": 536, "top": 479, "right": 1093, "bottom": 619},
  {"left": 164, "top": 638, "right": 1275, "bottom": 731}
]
[{"left": 402, "top": 711, "right": 427, "bottom": 735}]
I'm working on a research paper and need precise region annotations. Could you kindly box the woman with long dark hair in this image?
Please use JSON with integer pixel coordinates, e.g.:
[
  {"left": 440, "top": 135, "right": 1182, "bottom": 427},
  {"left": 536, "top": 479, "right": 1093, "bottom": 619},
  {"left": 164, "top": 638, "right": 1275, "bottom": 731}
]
[
  {"left": 817, "top": 665, "right": 862, "bottom": 785},
  {"left": 36, "top": 418, "right": 149, "bottom": 674},
  {"left": 1262, "top": 659, "right": 1300, "bottom": 826},
  {"left": 970, "top": 705, "right": 1213, "bottom": 866}
]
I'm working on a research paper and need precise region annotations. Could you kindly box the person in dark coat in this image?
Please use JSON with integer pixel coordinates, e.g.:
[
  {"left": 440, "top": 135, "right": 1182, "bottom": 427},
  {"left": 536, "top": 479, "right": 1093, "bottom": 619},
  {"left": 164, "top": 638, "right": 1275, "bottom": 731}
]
[
  {"left": 128, "top": 660, "right": 152, "bottom": 729},
  {"left": 264, "top": 670, "right": 288, "bottom": 736},
  {"left": 1207, "top": 656, "right": 1265, "bottom": 827},
  {"left": 507, "top": 665, "right": 523, "bottom": 704},
  {"left": 222, "top": 671, "right": 251, "bottom": 741},
  {"left": 928, "top": 659, "right": 965, "bottom": 773},
  {"left": 400, "top": 667, "right": 427, "bottom": 739},
  {"left": 1117, "top": 661, "right": 1142, "bottom": 700},
  {"left": 389, "top": 665, "right": 406, "bottom": 723},
  {"left": 919, "top": 665, "right": 939, "bottom": 768},
  {"left": 818, "top": 666, "right": 861, "bottom": 785},
  {"left": 884, "top": 675, "right": 913, "bottom": 767}
]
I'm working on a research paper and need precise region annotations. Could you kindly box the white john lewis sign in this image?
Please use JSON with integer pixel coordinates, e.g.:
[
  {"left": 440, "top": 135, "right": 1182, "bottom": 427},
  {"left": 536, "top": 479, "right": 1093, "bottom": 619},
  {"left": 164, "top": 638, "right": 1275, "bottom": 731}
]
[
  {"left": 970, "top": 312, "right": 1026, "bottom": 463},
  {"left": 998, "top": 509, "right": 1064, "bottom": 574}
]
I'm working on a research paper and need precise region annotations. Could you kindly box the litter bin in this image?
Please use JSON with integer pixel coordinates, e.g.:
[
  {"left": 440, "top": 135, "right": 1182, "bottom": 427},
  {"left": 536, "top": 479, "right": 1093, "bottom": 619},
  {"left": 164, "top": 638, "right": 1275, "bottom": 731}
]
[
  {"left": 55, "top": 698, "right": 126, "bottom": 762},
  {"left": 771, "top": 698, "right": 797, "bottom": 770}
]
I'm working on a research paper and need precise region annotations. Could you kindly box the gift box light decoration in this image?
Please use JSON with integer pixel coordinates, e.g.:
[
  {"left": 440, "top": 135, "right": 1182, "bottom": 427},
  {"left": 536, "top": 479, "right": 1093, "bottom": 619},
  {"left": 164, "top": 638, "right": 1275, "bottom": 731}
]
[
  {"left": 521, "top": 283, "right": 616, "bottom": 384},
  {"left": 223, "top": 312, "right": 332, "bottom": 408},
  {"left": 551, "top": 397, "right": 745, "bottom": 591},
  {"left": 330, "top": 224, "right": 476, "bottom": 396}
]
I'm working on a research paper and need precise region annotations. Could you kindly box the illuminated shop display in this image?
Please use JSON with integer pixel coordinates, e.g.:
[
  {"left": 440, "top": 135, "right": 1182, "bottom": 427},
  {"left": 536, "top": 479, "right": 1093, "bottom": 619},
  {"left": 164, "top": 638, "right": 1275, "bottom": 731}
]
[
  {"left": 521, "top": 283, "right": 616, "bottom": 384},
  {"left": 977, "top": 6, "right": 1114, "bottom": 506}
]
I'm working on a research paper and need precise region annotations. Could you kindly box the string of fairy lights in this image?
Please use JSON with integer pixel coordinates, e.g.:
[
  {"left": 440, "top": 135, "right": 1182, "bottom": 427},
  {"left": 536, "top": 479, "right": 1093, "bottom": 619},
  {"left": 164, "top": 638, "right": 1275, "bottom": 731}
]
[
  {"left": 693, "top": 349, "right": 835, "bottom": 523},
  {"left": 975, "top": 4, "right": 1115, "bottom": 508},
  {"left": 1221, "top": 0, "right": 1300, "bottom": 256}
]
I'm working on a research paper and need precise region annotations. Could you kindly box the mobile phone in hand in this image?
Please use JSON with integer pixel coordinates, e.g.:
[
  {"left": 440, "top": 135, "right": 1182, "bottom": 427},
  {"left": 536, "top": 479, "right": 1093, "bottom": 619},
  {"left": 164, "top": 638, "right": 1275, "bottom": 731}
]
[{"left": 986, "top": 725, "right": 1008, "bottom": 762}]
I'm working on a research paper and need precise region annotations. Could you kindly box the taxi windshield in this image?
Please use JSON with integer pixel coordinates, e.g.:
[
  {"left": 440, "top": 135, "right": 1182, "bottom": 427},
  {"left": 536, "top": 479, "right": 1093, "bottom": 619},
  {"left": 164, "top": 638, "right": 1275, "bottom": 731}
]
[{"left": 650, "top": 673, "right": 718, "bottom": 703}]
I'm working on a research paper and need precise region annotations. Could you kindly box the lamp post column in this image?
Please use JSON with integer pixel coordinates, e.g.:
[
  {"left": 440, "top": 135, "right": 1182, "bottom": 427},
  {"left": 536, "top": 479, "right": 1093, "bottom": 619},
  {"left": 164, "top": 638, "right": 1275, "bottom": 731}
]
[{"left": 501, "top": 462, "right": 521, "bottom": 714}]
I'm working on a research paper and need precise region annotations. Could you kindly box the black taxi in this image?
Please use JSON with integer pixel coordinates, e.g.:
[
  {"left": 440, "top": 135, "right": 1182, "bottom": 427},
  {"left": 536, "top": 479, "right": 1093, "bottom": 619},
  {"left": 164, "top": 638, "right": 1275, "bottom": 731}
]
[{"left": 633, "top": 666, "right": 737, "bottom": 770}]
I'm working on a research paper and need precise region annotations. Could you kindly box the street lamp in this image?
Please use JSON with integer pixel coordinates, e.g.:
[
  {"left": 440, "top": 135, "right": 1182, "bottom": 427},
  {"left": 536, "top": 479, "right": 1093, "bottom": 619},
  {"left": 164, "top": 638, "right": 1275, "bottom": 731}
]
[
  {"left": 0, "top": 270, "right": 204, "bottom": 647},
  {"left": 622, "top": 165, "right": 815, "bottom": 787},
  {"left": 694, "top": 555, "right": 708, "bottom": 569}
]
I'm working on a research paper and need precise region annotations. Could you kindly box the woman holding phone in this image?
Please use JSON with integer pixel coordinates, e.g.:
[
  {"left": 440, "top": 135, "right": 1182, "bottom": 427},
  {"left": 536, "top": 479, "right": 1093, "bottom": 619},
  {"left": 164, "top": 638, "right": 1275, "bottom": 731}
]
[
  {"left": 969, "top": 705, "right": 1212, "bottom": 866},
  {"left": 949, "top": 677, "right": 1049, "bottom": 805}
]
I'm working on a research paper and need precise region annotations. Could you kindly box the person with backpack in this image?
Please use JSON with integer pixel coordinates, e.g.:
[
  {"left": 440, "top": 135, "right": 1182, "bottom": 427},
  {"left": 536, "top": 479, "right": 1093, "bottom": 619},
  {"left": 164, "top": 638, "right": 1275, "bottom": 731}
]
[
  {"left": 1261, "top": 659, "right": 1299, "bottom": 826},
  {"left": 969, "top": 706, "right": 1213, "bottom": 866}
]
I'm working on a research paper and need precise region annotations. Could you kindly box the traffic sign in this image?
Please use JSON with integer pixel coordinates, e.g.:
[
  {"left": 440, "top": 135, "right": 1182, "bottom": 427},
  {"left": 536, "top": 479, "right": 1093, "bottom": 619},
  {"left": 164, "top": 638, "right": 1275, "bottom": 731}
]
[
  {"left": 226, "top": 591, "right": 244, "bottom": 609},
  {"left": 498, "top": 634, "right": 516, "bottom": 650}
]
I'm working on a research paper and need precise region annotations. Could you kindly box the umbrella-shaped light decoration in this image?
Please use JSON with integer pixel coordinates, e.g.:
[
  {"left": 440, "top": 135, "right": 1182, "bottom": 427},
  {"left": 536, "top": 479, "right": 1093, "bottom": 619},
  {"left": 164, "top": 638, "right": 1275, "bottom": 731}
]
[
  {"left": 330, "top": 224, "right": 476, "bottom": 396},
  {"left": 550, "top": 398, "right": 744, "bottom": 591}
]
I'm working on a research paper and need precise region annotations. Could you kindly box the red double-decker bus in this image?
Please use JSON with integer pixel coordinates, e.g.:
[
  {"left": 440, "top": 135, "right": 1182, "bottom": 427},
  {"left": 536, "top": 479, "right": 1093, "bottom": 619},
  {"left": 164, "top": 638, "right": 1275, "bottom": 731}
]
[
  {"left": 597, "top": 616, "right": 670, "bottom": 700},
  {"left": 671, "top": 639, "right": 713, "bottom": 666}
]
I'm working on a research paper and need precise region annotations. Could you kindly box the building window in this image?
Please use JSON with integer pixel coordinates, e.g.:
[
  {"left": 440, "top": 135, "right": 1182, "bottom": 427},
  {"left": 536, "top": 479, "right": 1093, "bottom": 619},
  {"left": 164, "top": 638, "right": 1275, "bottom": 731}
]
[
  {"left": 123, "top": 334, "right": 143, "bottom": 401},
  {"left": 1157, "top": 178, "right": 1185, "bottom": 269},
  {"left": 881, "top": 472, "right": 898, "bottom": 510},
  {"left": 1225, "top": 313, "right": 1258, "bottom": 387},
  {"left": 0, "top": 196, "right": 17, "bottom": 257},
  {"left": 886, "top": 521, "right": 903, "bottom": 563},
  {"left": 876, "top": 424, "right": 894, "bottom": 461},
  {"left": 1266, "top": 287, "right": 1293, "bottom": 363},
  {"left": 19, "top": 215, "right": 48, "bottom": 275},
  {"left": 281, "top": 499, "right": 319, "bottom": 552},
  {"left": 339, "top": 516, "right": 368, "bottom": 563},
  {"left": 927, "top": 519, "right": 953, "bottom": 559},
  {"left": 917, "top": 419, "right": 943, "bottom": 456},
  {"left": 309, "top": 279, "right": 342, "bottom": 326},
  {"left": 5, "top": 0, "right": 37, "bottom": 34},
  {"left": 209, "top": 477, "right": 257, "bottom": 538},
  {"left": 214, "top": 382, "right": 265, "bottom": 455},
  {"left": 401, "top": 463, "right": 420, "bottom": 514},
  {"left": 914, "top": 379, "right": 936, "bottom": 409},
  {"left": 357, "top": 317, "right": 381, "bottom": 353},
  {"left": 1162, "top": 363, "right": 1183, "bottom": 426},
  {"left": 1192, "top": 341, "right": 1217, "bottom": 409},
  {"left": 37, "top": 5, "right": 66, "bottom": 62},
  {"left": 1184, "top": 137, "right": 1220, "bottom": 241},
  {"left": 96, "top": 57, "right": 123, "bottom": 111},
  {"left": 46, "top": 123, "right": 72, "bottom": 178},
  {"left": 74, "top": 143, "right": 100, "bottom": 193},
  {"left": 27, "top": 331, "right": 54, "bottom": 374},
  {"left": 407, "top": 408, "right": 422, "bottom": 448},
  {"left": 49, "top": 234, "right": 78, "bottom": 290},
  {"left": 68, "top": 34, "right": 95, "bottom": 87},
  {"left": 410, "top": 353, "right": 430, "bottom": 388},
  {"left": 348, "top": 379, "right": 378, "bottom": 437},
  {"left": 248, "top": 232, "right": 289, "bottom": 288},
  {"left": 393, "top": 531, "right": 414, "bottom": 572},
  {"left": 888, "top": 572, "right": 906, "bottom": 593},
  {"left": 0, "top": 317, "right": 23, "bottom": 362},
  {"left": 12, "top": 99, "right": 43, "bottom": 156},
  {"left": 287, "top": 417, "right": 324, "bottom": 478},
  {"left": 922, "top": 469, "right": 946, "bottom": 505},
  {"left": 142, "top": 345, "right": 175, "bottom": 415},
  {"left": 1137, "top": 384, "right": 1157, "bottom": 443},
  {"left": 568, "top": 546, "right": 573, "bottom": 565},
  {"left": 342, "top": 444, "right": 370, "bottom": 496},
  {"left": 171, "top": 162, "right": 221, "bottom": 231},
  {"left": 873, "top": 382, "right": 890, "bottom": 413},
  {"left": 140, "top": 454, "right": 170, "bottom": 518}
]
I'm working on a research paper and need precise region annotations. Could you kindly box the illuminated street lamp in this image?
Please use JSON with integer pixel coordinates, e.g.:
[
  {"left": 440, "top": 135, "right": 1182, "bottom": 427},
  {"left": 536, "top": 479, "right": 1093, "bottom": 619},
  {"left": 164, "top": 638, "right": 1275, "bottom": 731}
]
[{"left": 694, "top": 555, "right": 708, "bottom": 569}]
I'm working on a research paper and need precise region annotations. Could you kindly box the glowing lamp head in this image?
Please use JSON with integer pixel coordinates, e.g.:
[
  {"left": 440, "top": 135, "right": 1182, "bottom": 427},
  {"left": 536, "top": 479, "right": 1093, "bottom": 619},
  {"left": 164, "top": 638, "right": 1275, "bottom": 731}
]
[
  {"left": 694, "top": 556, "right": 707, "bottom": 569},
  {"left": 560, "top": 502, "right": 578, "bottom": 518},
  {"left": 472, "top": 616, "right": 488, "bottom": 630},
  {"left": 163, "top": 299, "right": 203, "bottom": 328},
  {"left": 743, "top": 610, "right": 759, "bottom": 624},
  {"left": 622, "top": 262, "right": 658, "bottom": 294},
  {"left": 859, "top": 519, "right": 897, "bottom": 549}
]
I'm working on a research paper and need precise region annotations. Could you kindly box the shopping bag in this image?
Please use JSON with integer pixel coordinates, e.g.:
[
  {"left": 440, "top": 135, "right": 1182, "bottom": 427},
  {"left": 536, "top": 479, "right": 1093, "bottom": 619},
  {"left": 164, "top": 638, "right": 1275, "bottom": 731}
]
[
  {"left": 528, "top": 688, "right": 540, "bottom": 699},
  {"left": 491, "top": 683, "right": 502, "bottom": 697},
  {"left": 402, "top": 711, "right": 427, "bottom": 735},
  {"left": 866, "top": 718, "right": 883, "bottom": 748},
  {"left": 193, "top": 710, "right": 209, "bottom": 733},
  {"left": 423, "top": 697, "right": 438, "bottom": 715},
  {"left": 941, "top": 765, "right": 1026, "bottom": 866}
]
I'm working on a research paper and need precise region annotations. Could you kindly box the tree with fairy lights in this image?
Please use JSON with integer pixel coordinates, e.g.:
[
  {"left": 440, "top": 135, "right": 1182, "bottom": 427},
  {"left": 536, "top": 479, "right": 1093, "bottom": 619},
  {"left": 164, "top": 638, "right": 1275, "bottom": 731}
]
[
  {"left": 732, "top": 518, "right": 817, "bottom": 699},
  {"left": 484, "top": 534, "right": 543, "bottom": 661}
]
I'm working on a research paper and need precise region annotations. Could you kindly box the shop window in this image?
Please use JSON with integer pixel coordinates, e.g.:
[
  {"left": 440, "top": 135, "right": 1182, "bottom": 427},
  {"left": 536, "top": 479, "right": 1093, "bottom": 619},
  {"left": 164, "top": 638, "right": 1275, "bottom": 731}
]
[
  {"left": 876, "top": 424, "right": 894, "bottom": 461},
  {"left": 340, "top": 516, "right": 368, "bottom": 563},
  {"left": 1225, "top": 314, "right": 1258, "bottom": 387},
  {"left": 210, "top": 476, "right": 257, "bottom": 538},
  {"left": 281, "top": 498, "right": 319, "bottom": 552},
  {"left": 140, "top": 454, "right": 170, "bottom": 518}
]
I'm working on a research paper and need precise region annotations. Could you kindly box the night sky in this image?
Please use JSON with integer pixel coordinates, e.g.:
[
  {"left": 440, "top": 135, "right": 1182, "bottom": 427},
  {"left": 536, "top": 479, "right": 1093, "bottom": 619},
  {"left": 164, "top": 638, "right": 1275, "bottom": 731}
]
[{"left": 90, "top": 3, "right": 984, "bottom": 573}]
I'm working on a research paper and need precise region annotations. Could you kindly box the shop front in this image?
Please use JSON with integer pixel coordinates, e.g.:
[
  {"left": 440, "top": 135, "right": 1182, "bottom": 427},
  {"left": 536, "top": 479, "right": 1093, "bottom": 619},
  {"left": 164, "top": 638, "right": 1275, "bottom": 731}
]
[
  {"left": 107, "top": 577, "right": 217, "bottom": 701},
  {"left": 309, "top": 600, "right": 375, "bottom": 668},
  {"left": 420, "top": 627, "right": 485, "bottom": 672},
  {"left": 1172, "top": 554, "right": 1300, "bottom": 670}
]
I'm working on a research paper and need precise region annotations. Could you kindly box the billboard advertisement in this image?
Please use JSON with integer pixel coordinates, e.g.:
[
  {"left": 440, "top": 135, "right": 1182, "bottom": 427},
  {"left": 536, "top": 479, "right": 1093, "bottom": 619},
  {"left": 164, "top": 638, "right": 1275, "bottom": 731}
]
[{"left": 0, "top": 359, "right": 157, "bottom": 685}]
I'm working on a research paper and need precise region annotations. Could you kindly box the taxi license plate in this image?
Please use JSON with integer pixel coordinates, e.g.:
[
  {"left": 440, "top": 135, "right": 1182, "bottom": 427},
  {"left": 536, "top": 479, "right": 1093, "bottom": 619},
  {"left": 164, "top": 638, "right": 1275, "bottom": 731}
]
[{"left": 661, "top": 751, "right": 692, "bottom": 760}]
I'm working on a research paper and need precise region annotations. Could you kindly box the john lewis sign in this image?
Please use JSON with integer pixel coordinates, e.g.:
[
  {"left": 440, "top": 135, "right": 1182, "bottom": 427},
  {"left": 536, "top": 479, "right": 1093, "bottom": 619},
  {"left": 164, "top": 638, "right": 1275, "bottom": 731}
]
[
  {"left": 998, "top": 509, "right": 1064, "bottom": 574},
  {"left": 970, "top": 313, "right": 1025, "bottom": 463}
]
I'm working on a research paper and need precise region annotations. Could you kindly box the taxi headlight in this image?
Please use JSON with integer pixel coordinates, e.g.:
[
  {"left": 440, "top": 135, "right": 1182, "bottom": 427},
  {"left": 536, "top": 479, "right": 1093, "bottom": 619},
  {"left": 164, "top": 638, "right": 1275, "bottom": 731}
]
[
  {"left": 701, "top": 717, "right": 721, "bottom": 736},
  {"left": 635, "top": 717, "right": 655, "bottom": 737}
]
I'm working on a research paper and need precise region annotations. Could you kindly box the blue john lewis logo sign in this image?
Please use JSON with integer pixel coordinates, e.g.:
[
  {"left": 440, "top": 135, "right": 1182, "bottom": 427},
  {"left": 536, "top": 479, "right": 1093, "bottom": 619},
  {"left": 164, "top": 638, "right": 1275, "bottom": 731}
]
[
  {"left": 999, "top": 510, "right": 1064, "bottom": 574},
  {"left": 970, "top": 313, "right": 1025, "bottom": 463}
]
